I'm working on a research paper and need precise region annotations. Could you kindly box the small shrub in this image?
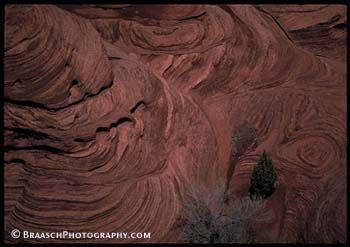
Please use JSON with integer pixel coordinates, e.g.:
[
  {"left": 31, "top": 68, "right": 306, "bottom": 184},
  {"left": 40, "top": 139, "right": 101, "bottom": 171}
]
[
  {"left": 180, "top": 182, "right": 270, "bottom": 243},
  {"left": 231, "top": 121, "right": 258, "bottom": 157}
]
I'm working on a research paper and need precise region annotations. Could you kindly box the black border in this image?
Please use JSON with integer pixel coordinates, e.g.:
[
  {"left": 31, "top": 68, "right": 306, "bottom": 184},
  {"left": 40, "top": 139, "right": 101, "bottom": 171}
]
[{"left": 1, "top": 1, "right": 348, "bottom": 246}]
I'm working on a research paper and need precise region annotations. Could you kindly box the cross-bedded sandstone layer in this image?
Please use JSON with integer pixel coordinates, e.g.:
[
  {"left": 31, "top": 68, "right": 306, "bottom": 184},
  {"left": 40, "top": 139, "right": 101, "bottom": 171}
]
[{"left": 4, "top": 4, "right": 346, "bottom": 243}]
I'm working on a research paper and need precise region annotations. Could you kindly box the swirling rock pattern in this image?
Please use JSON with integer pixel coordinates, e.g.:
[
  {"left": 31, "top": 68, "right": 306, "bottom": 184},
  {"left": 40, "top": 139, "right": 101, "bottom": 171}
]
[
  {"left": 4, "top": 4, "right": 346, "bottom": 243},
  {"left": 259, "top": 5, "right": 346, "bottom": 64}
]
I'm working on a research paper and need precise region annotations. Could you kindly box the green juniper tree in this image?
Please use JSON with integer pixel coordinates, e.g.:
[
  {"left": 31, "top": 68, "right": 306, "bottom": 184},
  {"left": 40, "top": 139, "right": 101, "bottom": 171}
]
[{"left": 249, "top": 151, "right": 277, "bottom": 200}]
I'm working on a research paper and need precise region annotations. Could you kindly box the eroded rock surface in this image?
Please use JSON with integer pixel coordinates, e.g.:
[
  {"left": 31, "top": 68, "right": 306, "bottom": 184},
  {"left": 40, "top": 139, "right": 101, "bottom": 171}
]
[{"left": 4, "top": 4, "right": 346, "bottom": 243}]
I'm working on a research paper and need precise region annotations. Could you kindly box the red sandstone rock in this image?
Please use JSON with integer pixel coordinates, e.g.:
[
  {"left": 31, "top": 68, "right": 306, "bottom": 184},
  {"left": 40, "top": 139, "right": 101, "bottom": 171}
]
[{"left": 4, "top": 4, "right": 346, "bottom": 243}]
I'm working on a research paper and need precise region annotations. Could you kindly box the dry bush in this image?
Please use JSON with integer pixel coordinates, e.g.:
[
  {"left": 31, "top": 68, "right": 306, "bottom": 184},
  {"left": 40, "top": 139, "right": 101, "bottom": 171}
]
[
  {"left": 180, "top": 182, "right": 272, "bottom": 243},
  {"left": 231, "top": 121, "right": 258, "bottom": 157}
]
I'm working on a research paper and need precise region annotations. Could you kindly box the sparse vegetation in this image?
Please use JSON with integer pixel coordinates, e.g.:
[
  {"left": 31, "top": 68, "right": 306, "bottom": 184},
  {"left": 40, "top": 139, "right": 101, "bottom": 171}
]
[
  {"left": 180, "top": 182, "right": 271, "bottom": 243},
  {"left": 231, "top": 121, "right": 258, "bottom": 158},
  {"left": 249, "top": 151, "right": 277, "bottom": 200},
  {"left": 226, "top": 121, "right": 258, "bottom": 202}
]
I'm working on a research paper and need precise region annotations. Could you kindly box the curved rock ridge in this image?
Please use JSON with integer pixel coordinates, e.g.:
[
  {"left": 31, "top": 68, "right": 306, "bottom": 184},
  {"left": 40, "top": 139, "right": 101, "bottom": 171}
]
[
  {"left": 5, "top": 5, "right": 114, "bottom": 109},
  {"left": 4, "top": 4, "right": 346, "bottom": 243},
  {"left": 4, "top": 5, "right": 218, "bottom": 243},
  {"left": 260, "top": 5, "right": 346, "bottom": 64}
]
